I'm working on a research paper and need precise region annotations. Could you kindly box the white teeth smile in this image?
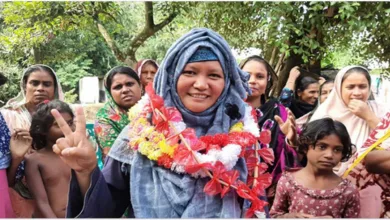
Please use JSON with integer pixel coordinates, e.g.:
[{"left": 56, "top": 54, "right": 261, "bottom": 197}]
[{"left": 190, "top": 94, "right": 208, "bottom": 99}]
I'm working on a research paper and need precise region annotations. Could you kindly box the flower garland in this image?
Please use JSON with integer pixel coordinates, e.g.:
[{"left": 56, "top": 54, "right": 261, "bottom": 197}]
[{"left": 127, "top": 84, "right": 274, "bottom": 217}]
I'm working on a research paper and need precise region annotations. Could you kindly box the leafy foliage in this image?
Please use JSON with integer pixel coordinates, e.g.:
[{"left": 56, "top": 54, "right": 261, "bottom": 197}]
[
  {"left": 1, "top": 2, "right": 390, "bottom": 102},
  {"left": 0, "top": 61, "right": 23, "bottom": 106}
]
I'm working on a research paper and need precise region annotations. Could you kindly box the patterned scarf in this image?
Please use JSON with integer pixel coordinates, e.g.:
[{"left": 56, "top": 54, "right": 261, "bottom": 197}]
[{"left": 94, "top": 69, "right": 132, "bottom": 157}]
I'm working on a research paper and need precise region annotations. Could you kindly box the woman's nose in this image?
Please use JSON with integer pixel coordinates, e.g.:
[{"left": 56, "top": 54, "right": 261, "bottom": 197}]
[{"left": 193, "top": 76, "right": 208, "bottom": 90}]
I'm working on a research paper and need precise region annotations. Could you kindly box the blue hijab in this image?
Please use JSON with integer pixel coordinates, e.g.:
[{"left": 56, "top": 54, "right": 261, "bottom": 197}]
[
  {"left": 154, "top": 27, "right": 251, "bottom": 136},
  {"left": 125, "top": 28, "right": 252, "bottom": 218}
]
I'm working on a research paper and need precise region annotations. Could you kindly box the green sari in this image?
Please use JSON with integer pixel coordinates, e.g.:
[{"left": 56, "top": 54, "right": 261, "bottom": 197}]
[{"left": 94, "top": 81, "right": 130, "bottom": 160}]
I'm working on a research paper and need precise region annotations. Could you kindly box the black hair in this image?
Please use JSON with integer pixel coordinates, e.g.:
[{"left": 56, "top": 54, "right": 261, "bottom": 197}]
[
  {"left": 319, "top": 79, "right": 334, "bottom": 94},
  {"left": 105, "top": 66, "right": 140, "bottom": 94},
  {"left": 298, "top": 118, "right": 353, "bottom": 163},
  {"left": 22, "top": 65, "right": 57, "bottom": 92},
  {"left": 342, "top": 67, "right": 371, "bottom": 87},
  {"left": 239, "top": 55, "right": 278, "bottom": 100},
  {"left": 30, "top": 100, "right": 74, "bottom": 150},
  {"left": 142, "top": 60, "right": 159, "bottom": 71},
  {"left": 0, "top": 72, "right": 7, "bottom": 86},
  {"left": 295, "top": 76, "right": 319, "bottom": 98}
]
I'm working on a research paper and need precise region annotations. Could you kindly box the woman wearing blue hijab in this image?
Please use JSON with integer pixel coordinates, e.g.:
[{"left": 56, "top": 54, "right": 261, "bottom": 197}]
[{"left": 50, "top": 28, "right": 271, "bottom": 218}]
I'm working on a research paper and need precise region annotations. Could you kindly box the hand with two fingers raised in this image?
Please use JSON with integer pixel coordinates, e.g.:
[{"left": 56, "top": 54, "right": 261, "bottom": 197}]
[{"left": 51, "top": 107, "right": 97, "bottom": 177}]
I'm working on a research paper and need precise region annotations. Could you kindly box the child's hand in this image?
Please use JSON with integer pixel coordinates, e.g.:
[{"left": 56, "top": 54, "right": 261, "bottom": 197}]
[
  {"left": 10, "top": 128, "right": 32, "bottom": 160},
  {"left": 51, "top": 106, "right": 97, "bottom": 176},
  {"left": 275, "top": 109, "right": 297, "bottom": 146}
]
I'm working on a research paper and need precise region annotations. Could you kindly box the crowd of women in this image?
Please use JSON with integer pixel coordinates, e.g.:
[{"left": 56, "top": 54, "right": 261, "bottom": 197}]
[{"left": 0, "top": 27, "right": 390, "bottom": 218}]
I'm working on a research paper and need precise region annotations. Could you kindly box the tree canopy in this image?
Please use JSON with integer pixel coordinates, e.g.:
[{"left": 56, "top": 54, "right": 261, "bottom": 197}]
[{"left": 1, "top": 1, "right": 389, "bottom": 103}]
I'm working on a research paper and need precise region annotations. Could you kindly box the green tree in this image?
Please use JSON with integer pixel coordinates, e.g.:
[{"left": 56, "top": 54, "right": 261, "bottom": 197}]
[
  {"left": 194, "top": 2, "right": 390, "bottom": 94},
  {"left": 1, "top": 1, "right": 188, "bottom": 66}
]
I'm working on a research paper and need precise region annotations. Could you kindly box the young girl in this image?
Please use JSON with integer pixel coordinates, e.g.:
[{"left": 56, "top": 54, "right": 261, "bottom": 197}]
[
  {"left": 310, "top": 66, "right": 389, "bottom": 217},
  {"left": 239, "top": 56, "right": 300, "bottom": 205},
  {"left": 25, "top": 100, "right": 73, "bottom": 218},
  {"left": 270, "top": 118, "right": 360, "bottom": 218}
]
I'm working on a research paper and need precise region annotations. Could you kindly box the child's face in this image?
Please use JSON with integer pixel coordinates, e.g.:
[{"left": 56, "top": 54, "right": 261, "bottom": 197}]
[
  {"left": 306, "top": 134, "right": 344, "bottom": 171},
  {"left": 48, "top": 112, "right": 74, "bottom": 143},
  {"left": 176, "top": 61, "right": 225, "bottom": 113}
]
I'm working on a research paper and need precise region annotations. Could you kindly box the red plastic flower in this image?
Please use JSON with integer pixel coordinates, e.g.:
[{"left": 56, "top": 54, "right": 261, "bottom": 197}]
[
  {"left": 173, "top": 144, "right": 196, "bottom": 166},
  {"left": 257, "top": 148, "right": 274, "bottom": 165},
  {"left": 259, "top": 130, "right": 271, "bottom": 145},
  {"left": 110, "top": 114, "right": 121, "bottom": 121},
  {"left": 185, "top": 162, "right": 213, "bottom": 174},
  {"left": 157, "top": 153, "right": 173, "bottom": 169},
  {"left": 236, "top": 181, "right": 255, "bottom": 200},
  {"left": 220, "top": 169, "right": 240, "bottom": 198},
  {"left": 203, "top": 161, "right": 226, "bottom": 196},
  {"left": 154, "top": 107, "right": 183, "bottom": 136},
  {"left": 146, "top": 83, "right": 164, "bottom": 110},
  {"left": 229, "top": 132, "right": 257, "bottom": 147},
  {"left": 244, "top": 197, "right": 268, "bottom": 218},
  {"left": 204, "top": 176, "right": 223, "bottom": 195}
]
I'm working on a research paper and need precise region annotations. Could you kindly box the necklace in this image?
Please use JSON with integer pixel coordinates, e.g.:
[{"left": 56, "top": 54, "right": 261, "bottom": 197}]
[{"left": 127, "top": 84, "right": 274, "bottom": 217}]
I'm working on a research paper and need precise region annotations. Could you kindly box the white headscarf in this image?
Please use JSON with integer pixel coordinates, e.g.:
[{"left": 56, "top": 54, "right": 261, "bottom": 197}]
[
  {"left": 310, "top": 65, "right": 388, "bottom": 174},
  {"left": 0, "top": 64, "right": 64, "bottom": 130}
]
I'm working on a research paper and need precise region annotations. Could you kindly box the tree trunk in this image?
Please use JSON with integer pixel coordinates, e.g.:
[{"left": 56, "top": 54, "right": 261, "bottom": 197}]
[
  {"left": 268, "top": 47, "right": 278, "bottom": 66},
  {"left": 124, "top": 56, "right": 137, "bottom": 68},
  {"left": 275, "top": 51, "right": 303, "bottom": 96},
  {"left": 33, "top": 46, "right": 43, "bottom": 64}
]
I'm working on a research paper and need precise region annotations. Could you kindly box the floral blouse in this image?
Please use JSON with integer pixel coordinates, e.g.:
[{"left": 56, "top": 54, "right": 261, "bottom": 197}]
[
  {"left": 0, "top": 113, "right": 11, "bottom": 169},
  {"left": 270, "top": 171, "right": 360, "bottom": 218}
]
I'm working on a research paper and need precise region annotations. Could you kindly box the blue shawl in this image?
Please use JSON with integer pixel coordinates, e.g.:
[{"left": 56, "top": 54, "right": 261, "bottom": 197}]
[
  {"left": 154, "top": 28, "right": 251, "bottom": 136},
  {"left": 111, "top": 28, "right": 252, "bottom": 218}
]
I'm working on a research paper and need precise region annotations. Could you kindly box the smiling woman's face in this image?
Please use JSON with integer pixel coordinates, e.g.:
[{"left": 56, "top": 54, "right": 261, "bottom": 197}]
[
  {"left": 242, "top": 60, "right": 268, "bottom": 98},
  {"left": 341, "top": 72, "right": 370, "bottom": 106},
  {"left": 176, "top": 61, "right": 225, "bottom": 113}
]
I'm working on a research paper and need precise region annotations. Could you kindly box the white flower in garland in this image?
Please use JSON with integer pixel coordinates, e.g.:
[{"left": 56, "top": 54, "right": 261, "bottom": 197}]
[
  {"left": 242, "top": 104, "right": 260, "bottom": 137},
  {"left": 127, "top": 91, "right": 261, "bottom": 178}
]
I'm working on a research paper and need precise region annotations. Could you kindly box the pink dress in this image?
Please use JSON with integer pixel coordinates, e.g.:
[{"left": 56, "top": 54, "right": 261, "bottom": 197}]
[
  {"left": 270, "top": 171, "right": 360, "bottom": 218},
  {"left": 0, "top": 169, "right": 15, "bottom": 218}
]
